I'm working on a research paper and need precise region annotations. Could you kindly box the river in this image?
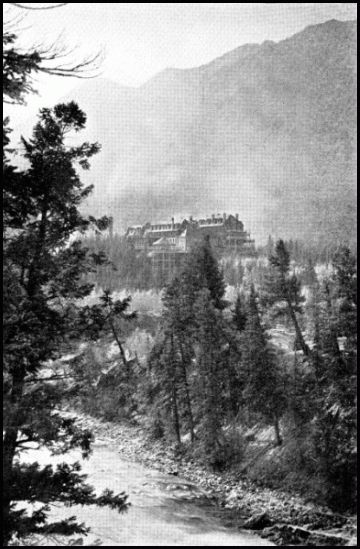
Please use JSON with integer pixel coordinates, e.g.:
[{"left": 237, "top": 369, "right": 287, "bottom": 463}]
[{"left": 21, "top": 442, "right": 275, "bottom": 546}]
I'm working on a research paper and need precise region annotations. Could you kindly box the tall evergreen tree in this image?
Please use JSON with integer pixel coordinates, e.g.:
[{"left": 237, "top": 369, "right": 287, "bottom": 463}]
[
  {"left": 262, "top": 239, "right": 310, "bottom": 357},
  {"left": 181, "top": 236, "right": 226, "bottom": 312},
  {"left": 305, "top": 257, "right": 317, "bottom": 287},
  {"left": 240, "top": 285, "right": 286, "bottom": 446},
  {"left": 146, "top": 334, "right": 182, "bottom": 444},
  {"left": 219, "top": 292, "right": 247, "bottom": 418},
  {"left": 162, "top": 278, "right": 195, "bottom": 442},
  {"left": 332, "top": 246, "right": 357, "bottom": 346},
  {"left": 3, "top": 104, "right": 128, "bottom": 544},
  {"left": 292, "top": 247, "right": 358, "bottom": 510},
  {"left": 193, "top": 290, "right": 227, "bottom": 467},
  {"left": 311, "top": 247, "right": 357, "bottom": 509},
  {"left": 232, "top": 292, "right": 247, "bottom": 333}
]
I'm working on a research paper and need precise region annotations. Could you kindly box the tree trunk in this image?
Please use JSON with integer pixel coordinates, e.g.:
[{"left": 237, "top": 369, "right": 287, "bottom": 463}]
[
  {"left": 169, "top": 335, "right": 181, "bottom": 444},
  {"left": 110, "top": 320, "right": 129, "bottom": 376},
  {"left": 3, "top": 369, "right": 25, "bottom": 545},
  {"left": 27, "top": 201, "right": 48, "bottom": 297},
  {"left": 285, "top": 293, "right": 311, "bottom": 357},
  {"left": 273, "top": 413, "right": 282, "bottom": 446},
  {"left": 178, "top": 339, "right": 195, "bottom": 442},
  {"left": 172, "top": 382, "right": 181, "bottom": 444}
]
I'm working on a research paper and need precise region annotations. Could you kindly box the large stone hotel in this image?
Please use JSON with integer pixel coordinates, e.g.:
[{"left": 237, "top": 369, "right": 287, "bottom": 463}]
[{"left": 125, "top": 213, "right": 256, "bottom": 281}]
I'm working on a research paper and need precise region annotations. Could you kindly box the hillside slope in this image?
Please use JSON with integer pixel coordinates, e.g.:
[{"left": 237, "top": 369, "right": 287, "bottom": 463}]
[{"left": 16, "top": 19, "right": 357, "bottom": 245}]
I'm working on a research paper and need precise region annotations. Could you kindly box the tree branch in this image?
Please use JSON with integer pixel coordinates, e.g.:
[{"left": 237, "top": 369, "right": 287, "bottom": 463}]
[
  {"left": 24, "top": 373, "right": 84, "bottom": 384},
  {"left": 9, "top": 3, "right": 69, "bottom": 10}
]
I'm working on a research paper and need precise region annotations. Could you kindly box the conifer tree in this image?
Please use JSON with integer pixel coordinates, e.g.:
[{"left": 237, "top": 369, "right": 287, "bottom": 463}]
[
  {"left": 193, "top": 290, "right": 227, "bottom": 466},
  {"left": 262, "top": 239, "right": 310, "bottom": 357},
  {"left": 162, "top": 278, "right": 195, "bottom": 442},
  {"left": 240, "top": 285, "right": 286, "bottom": 446},
  {"left": 311, "top": 248, "right": 357, "bottom": 509},
  {"left": 332, "top": 246, "right": 357, "bottom": 346},
  {"left": 266, "top": 234, "right": 275, "bottom": 257},
  {"left": 3, "top": 104, "right": 128, "bottom": 544},
  {"left": 146, "top": 334, "right": 182, "bottom": 444},
  {"left": 181, "top": 236, "right": 226, "bottom": 312},
  {"left": 232, "top": 292, "right": 247, "bottom": 333},
  {"left": 220, "top": 292, "right": 247, "bottom": 418},
  {"left": 302, "top": 257, "right": 318, "bottom": 288}
]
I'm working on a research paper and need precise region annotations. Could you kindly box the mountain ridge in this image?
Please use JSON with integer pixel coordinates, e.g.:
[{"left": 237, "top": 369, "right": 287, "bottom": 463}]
[{"left": 14, "top": 19, "right": 357, "bottom": 245}]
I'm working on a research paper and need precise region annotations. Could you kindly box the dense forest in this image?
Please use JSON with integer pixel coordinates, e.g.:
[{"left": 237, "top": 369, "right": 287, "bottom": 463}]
[
  {"left": 71, "top": 236, "right": 357, "bottom": 513},
  {"left": 81, "top": 231, "right": 353, "bottom": 291}
]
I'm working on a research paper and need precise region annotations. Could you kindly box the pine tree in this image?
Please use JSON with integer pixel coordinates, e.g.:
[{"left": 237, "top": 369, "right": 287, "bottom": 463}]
[
  {"left": 301, "top": 257, "right": 318, "bottom": 288},
  {"left": 99, "top": 290, "right": 137, "bottom": 371},
  {"left": 146, "top": 334, "right": 182, "bottom": 444},
  {"left": 266, "top": 234, "right": 275, "bottom": 256},
  {"left": 262, "top": 239, "right": 310, "bottom": 357},
  {"left": 332, "top": 246, "right": 357, "bottom": 346},
  {"left": 232, "top": 292, "right": 247, "bottom": 333},
  {"left": 75, "top": 290, "right": 139, "bottom": 414},
  {"left": 240, "top": 285, "right": 286, "bottom": 446},
  {"left": 220, "top": 292, "right": 247, "bottom": 418},
  {"left": 181, "top": 236, "right": 226, "bottom": 312},
  {"left": 3, "top": 104, "right": 128, "bottom": 544},
  {"left": 193, "top": 290, "right": 227, "bottom": 467},
  {"left": 304, "top": 248, "right": 357, "bottom": 510},
  {"left": 162, "top": 278, "right": 195, "bottom": 442}
]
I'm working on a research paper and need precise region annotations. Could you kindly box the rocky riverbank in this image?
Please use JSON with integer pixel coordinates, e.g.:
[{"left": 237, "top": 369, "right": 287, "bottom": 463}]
[{"left": 69, "top": 411, "right": 357, "bottom": 546}]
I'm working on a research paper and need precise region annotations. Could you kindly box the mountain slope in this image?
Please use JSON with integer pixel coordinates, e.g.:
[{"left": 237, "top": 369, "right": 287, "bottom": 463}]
[{"left": 16, "top": 19, "right": 357, "bottom": 245}]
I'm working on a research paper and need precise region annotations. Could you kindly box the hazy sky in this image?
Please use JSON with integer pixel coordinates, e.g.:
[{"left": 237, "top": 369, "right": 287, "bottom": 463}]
[{"left": 4, "top": 2, "right": 357, "bottom": 124}]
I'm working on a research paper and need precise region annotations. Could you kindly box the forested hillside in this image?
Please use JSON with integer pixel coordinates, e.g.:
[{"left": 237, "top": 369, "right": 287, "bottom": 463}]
[{"left": 69, "top": 238, "right": 357, "bottom": 515}]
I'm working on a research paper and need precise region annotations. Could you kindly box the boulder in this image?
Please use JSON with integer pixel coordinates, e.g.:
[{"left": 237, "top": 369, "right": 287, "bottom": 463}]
[
  {"left": 260, "top": 523, "right": 351, "bottom": 546},
  {"left": 243, "top": 512, "right": 273, "bottom": 530}
]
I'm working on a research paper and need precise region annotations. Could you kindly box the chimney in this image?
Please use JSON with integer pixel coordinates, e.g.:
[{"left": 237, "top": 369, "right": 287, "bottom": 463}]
[
  {"left": 171, "top": 217, "right": 175, "bottom": 228},
  {"left": 235, "top": 213, "right": 239, "bottom": 221},
  {"left": 211, "top": 214, "right": 215, "bottom": 222},
  {"left": 223, "top": 213, "right": 226, "bottom": 221},
  {"left": 189, "top": 215, "right": 193, "bottom": 222}
]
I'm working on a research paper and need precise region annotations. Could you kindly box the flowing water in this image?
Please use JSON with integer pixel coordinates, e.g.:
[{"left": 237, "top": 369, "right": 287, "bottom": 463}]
[{"left": 21, "top": 443, "right": 275, "bottom": 546}]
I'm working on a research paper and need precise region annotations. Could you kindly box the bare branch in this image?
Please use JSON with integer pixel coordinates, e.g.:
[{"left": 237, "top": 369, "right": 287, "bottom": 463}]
[
  {"left": 24, "top": 374, "right": 84, "bottom": 383},
  {"left": 3, "top": 22, "right": 105, "bottom": 104},
  {"left": 39, "top": 49, "right": 105, "bottom": 79},
  {"left": 3, "top": 10, "right": 26, "bottom": 31},
  {"left": 9, "top": 3, "right": 69, "bottom": 10}
]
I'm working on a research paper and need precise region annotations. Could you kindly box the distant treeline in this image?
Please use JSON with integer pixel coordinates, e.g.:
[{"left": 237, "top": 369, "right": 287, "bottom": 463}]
[{"left": 82, "top": 233, "right": 355, "bottom": 291}]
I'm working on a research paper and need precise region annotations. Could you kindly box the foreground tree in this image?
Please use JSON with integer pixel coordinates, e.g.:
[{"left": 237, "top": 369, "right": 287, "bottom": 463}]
[{"left": 3, "top": 103, "right": 128, "bottom": 545}]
